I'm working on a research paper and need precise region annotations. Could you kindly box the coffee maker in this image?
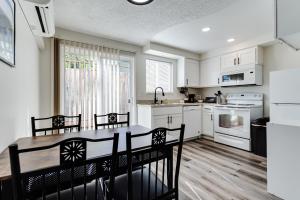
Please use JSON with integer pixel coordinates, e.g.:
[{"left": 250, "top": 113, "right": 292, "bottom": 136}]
[{"left": 186, "top": 94, "right": 196, "bottom": 103}]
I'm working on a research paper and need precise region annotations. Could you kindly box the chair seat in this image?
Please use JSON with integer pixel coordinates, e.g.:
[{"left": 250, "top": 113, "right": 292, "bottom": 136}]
[
  {"left": 106, "top": 168, "right": 169, "bottom": 200},
  {"left": 25, "top": 164, "right": 96, "bottom": 198},
  {"left": 40, "top": 180, "right": 104, "bottom": 200}
]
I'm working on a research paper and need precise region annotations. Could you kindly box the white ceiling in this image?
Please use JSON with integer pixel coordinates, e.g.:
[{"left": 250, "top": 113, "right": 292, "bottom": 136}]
[
  {"left": 152, "top": 0, "right": 274, "bottom": 52},
  {"left": 54, "top": 0, "right": 274, "bottom": 53}
]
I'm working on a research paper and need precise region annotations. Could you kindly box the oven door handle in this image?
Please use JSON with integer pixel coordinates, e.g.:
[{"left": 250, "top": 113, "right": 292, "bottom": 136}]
[{"left": 215, "top": 107, "right": 250, "bottom": 111}]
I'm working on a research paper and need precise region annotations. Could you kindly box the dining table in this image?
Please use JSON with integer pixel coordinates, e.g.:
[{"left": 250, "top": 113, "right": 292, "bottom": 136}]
[{"left": 0, "top": 125, "right": 177, "bottom": 200}]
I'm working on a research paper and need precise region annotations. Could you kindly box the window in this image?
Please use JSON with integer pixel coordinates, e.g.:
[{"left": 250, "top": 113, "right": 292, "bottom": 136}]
[
  {"left": 60, "top": 40, "right": 132, "bottom": 129},
  {"left": 146, "top": 59, "right": 173, "bottom": 93}
]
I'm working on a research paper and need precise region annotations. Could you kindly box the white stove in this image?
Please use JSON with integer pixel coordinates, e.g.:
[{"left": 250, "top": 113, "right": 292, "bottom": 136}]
[{"left": 213, "top": 93, "right": 263, "bottom": 151}]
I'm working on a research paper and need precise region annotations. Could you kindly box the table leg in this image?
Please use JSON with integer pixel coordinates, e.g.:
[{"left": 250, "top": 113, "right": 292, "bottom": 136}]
[{"left": 167, "top": 146, "right": 173, "bottom": 190}]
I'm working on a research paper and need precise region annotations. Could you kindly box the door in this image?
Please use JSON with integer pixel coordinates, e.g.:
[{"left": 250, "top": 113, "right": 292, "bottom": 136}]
[
  {"left": 185, "top": 59, "right": 199, "bottom": 86},
  {"left": 152, "top": 115, "right": 168, "bottom": 129},
  {"left": 183, "top": 107, "right": 201, "bottom": 139},
  {"left": 221, "top": 52, "right": 237, "bottom": 72},
  {"left": 270, "top": 68, "right": 300, "bottom": 104},
  {"left": 168, "top": 114, "right": 182, "bottom": 136},
  {"left": 214, "top": 107, "right": 251, "bottom": 139},
  {"left": 169, "top": 114, "right": 182, "bottom": 129},
  {"left": 200, "top": 57, "right": 220, "bottom": 87},
  {"left": 202, "top": 107, "right": 214, "bottom": 137},
  {"left": 237, "top": 48, "right": 256, "bottom": 66}
]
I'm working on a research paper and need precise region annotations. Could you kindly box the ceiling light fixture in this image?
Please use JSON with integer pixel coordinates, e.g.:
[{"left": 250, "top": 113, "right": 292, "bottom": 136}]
[
  {"left": 227, "top": 38, "right": 235, "bottom": 43},
  {"left": 127, "top": 0, "right": 154, "bottom": 5},
  {"left": 202, "top": 27, "right": 211, "bottom": 32}
]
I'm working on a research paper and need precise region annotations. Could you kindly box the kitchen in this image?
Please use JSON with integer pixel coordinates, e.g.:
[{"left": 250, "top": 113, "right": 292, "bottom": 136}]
[{"left": 1, "top": 0, "right": 300, "bottom": 200}]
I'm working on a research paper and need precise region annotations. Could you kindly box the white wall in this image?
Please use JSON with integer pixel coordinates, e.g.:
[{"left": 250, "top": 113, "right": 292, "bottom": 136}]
[
  {"left": 200, "top": 43, "right": 300, "bottom": 116},
  {"left": 0, "top": 2, "right": 40, "bottom": 152},
  {"left": 40, "top": 28, "right": 200, "bottom": 116}
]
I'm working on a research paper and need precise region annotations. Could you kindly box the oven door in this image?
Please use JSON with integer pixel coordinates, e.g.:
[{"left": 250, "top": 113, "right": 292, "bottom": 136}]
[{"left": 214, "top": 106, "right": 251, "bottom": 139}]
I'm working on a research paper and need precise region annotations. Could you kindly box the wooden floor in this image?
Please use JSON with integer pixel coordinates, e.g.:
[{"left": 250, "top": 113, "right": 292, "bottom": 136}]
[{"left": 175, "top": 139, "right": 282, "bottom": 200}]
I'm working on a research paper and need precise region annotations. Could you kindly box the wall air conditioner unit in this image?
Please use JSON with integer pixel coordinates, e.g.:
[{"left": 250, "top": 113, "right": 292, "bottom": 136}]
[{"left": 19, "top": 0, "right": 55, "bottom": 37}]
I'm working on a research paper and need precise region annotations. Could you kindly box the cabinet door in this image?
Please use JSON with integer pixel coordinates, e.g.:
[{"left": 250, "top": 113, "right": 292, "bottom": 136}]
[
  {"left": 168, "top": 114, "right": 182, "bottom": 136},
  {"left": 153, "top": 115, "right": 169, "bottom": 129},
  {"left": 200, "top": 57, "right": 221, "bottom": 87},
  {"left": 185, "top": 59, "right": 200, "bottom": 87},
  {"left": 238, "top": 47, "right": 256, "bottom": 66},
  {"left": 221, "top": 52, "right": 237, "bottom": 72},
  {"left": 169, "top": 114, "right": 182, "bottom": 129},
  {"left": 202, "top": 110, "right": 214, "bottom": 137}
]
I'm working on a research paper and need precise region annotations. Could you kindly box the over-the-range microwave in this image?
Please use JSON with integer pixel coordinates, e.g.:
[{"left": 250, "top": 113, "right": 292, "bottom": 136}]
[{"left": 220, "top": 65, "right": 263, "bottom": 87}]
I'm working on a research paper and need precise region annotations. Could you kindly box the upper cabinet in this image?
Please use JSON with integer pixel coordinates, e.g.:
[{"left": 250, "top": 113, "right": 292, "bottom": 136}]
[
  {"left": 220, "top": 47, "right": 263, "bottom": 73},
  {"left": 275, "top": 0, "right": 300, "bottom": 50},
  {"left": 199, "top": 57, "right": 221, "bottom": 87},
  {"left": 177, "top": 58, "right": 200, "bottom": 87}
]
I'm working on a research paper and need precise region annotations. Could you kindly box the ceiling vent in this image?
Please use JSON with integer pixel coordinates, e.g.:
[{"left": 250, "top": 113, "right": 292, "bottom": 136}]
[{"left": 19, "top": 0, "right": 55, "bottom": 37}]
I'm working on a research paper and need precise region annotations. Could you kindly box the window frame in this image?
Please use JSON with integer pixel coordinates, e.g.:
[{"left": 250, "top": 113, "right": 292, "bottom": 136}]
[{"left": 145, "top": 55, "right": 176, "bottom": 94}]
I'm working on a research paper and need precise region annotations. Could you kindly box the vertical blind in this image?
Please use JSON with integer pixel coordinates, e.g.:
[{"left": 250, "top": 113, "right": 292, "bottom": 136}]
[
  {"left": 146, "top": 59, "right": 173, "bottom": 93},
  {"left": 60, "top": 40, "right": 127, "bottom": 129}
]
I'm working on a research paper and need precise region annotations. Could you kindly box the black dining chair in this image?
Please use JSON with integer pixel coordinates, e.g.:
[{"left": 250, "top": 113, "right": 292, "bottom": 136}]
[
  {"left": 94, "top": 112, "right": 130, "bottom": 130},
  {"left": 31, "top": 114, "right": 81, "bottom": 136},
  {"left": 9, "top": 133, "right": 119, "bottom": 200},
  {"left": 107, "top": 124, "right": 185, "bottom": 200}
]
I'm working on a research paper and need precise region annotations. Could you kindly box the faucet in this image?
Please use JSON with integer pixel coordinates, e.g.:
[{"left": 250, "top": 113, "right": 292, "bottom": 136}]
[{"left": 154, "top": 87, "right": 165, "bottom": 104}]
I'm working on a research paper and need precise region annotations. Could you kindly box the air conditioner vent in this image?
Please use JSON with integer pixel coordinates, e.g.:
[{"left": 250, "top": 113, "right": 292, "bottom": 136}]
[{"left": 19, "top": 0, "right": 55, "bottom": 37}]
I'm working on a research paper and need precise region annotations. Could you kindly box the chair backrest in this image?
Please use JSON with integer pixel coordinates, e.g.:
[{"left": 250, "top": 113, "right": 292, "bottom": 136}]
[
  {"left": 126, "top": 124, "right": 185, "bottom": 200},
  {"left": 94, "top": 112, "right": 130, "bottom": 130},
  {"left": 31, "top": 114, "right": 81, "bottom": 136},
  {"left": 9, "top": 134, "right": 119, "bottom": 200}
]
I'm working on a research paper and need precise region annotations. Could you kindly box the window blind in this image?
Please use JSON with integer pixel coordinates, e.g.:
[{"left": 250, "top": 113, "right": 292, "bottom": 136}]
[{"left": 146, "top": 59, "right": 173, "bottom": 93}]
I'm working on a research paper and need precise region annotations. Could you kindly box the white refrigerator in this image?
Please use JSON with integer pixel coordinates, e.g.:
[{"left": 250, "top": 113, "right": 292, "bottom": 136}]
[{"left": 267, "top": 68, "right": 300, "bottom": 200}]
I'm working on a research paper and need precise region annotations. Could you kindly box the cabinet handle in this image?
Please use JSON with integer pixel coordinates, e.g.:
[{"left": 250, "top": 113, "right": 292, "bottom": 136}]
[
  {"left": 238, "top": 57, "right": 240, "bottom": 65},
  {"left": 218, "top": 78, "right": 220, "bottom": 84},
  {"left": 234, "top": 58, "right": 236, "bottom": 65},
  {"left": 186, "top": 79, "right": 189, "bottom": 86},
  {"left": 167, "top": 116, "right": 170, "bottom": 124},
  {"left": 211, "top": 114, "right": 213, "bottom": 121}
]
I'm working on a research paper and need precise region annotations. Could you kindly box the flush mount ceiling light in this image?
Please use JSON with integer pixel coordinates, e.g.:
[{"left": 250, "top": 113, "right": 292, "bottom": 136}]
[
  {"left": 202, "top": 27, "right": 211, "bottom": 32},
  {"left": 128, "top": 0, "right": 154, "bottom": 5},
  {"left": 227, "top": 38, "right": 235, "bottom": 43}
]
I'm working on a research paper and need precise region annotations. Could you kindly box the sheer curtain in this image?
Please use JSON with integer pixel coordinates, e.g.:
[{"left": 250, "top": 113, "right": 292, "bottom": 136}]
[{"left": 59, "top": 40, "right": 122, "bottom": 129}]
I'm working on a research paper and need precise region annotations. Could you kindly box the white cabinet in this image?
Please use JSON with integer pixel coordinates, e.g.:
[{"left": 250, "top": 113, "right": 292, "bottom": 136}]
[
  {"left": 199, "top": 57, "right": 221, "bottom": 87},
  {"left": 177, "top": 58, "right": 200, "bottom": 87},
  {"left": 152, "top": 115, "right": 168, "bottom": 129},
  {"left": 238, "top": 48, "right": 256, "bottom": 66},
  {"left": 220, "top": 47, "right": 263, "bottom": 72},
  {"left": 138, "top": 105, "right": 182, "bottom": 130},
  {"left": 202, "top": 105, "right": 214, "bottom": 137},
  {"left": 183, "top": 106, "right": 202, "bottom": 139},
  {"left": 220, "top": 52, "right": 237, "bottom": 71}
]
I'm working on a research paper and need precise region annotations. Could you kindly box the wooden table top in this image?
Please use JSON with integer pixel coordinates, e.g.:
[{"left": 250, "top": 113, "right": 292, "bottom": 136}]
[{"left": 0, "top": 125, "right": 177, "bottom": 181}]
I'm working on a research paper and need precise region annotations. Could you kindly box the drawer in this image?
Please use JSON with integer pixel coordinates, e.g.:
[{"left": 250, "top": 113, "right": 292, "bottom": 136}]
[
  {"left": 214, "top": 132, "right": 250, "bottom": 151},
  {"left": 152, "top": 106, "right": 182, "bottom": 116}
]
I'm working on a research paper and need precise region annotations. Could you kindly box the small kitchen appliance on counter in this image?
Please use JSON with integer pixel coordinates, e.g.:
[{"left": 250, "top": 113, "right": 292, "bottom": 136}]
[
  {"left": 185, "top": 94, "right": 196, "bottom": 103},
  {"left": 203, "top": 97, "right": 217, "bottom": 104},
  {"left": 213, "top": 93, "right": 263, "bottom": 151}
]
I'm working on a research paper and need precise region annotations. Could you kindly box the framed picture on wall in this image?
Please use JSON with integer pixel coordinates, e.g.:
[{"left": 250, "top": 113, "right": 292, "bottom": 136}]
[{"left": 0, "top": 0, "right": 15, "bottom": 67}]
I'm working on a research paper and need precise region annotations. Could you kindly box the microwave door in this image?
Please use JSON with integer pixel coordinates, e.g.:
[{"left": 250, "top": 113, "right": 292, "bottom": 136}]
[
  {"left": 236, "top": 73, "right": 246, "bottom": 85},
  {"left": 221, "top": 74, "right": 237, "bottom": 86}
]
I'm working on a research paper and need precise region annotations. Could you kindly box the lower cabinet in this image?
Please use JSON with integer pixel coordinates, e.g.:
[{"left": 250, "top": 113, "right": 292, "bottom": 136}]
[
  {"left": 137, "top": 105, "right": 183, "bottom": 137},
  {"left": 202, "top": 105, "right": 214, "bottom": 137}
]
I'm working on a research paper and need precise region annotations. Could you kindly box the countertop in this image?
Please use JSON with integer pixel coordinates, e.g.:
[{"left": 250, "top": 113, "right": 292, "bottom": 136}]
[{"left": 137, "top": 102, "right": 216, "bottom": 108}]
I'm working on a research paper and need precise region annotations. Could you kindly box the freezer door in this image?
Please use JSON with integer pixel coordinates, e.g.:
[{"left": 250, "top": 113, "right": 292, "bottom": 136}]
[
  {"left": 270, "top": 68, "right": 300, "bottom": 104},
  {"left": 270, "top": 103, "right": 300, "bottom": 126},
  {"left": 267, "top": 123, "right": 300, "bottom": 200}
]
